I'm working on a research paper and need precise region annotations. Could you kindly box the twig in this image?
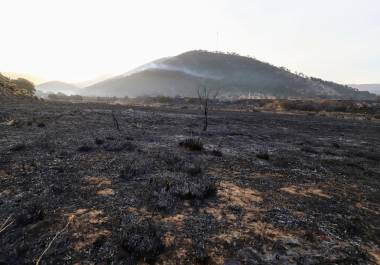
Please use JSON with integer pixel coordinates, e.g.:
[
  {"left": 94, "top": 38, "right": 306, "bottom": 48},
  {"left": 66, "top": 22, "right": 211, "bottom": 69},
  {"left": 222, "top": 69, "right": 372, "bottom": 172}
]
[
  {"left": 0, "top": 215, "right": 14, "bottom": 234},
  {"left": 35, "top": 215, "right": 75, "bottom": 265}
]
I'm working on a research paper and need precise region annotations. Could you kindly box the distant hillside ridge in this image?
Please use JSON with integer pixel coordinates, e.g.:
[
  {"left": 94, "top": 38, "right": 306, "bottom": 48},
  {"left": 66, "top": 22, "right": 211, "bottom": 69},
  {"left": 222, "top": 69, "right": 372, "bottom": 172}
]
[
  {"left": 36, "top": 81, "right": 79, "bottom": 95},
  {"left": 349, "top": 84, "right": 380, "bottom": 95},
  {"left": 81, "top": 50, "right": 376, "bottom": 100}
]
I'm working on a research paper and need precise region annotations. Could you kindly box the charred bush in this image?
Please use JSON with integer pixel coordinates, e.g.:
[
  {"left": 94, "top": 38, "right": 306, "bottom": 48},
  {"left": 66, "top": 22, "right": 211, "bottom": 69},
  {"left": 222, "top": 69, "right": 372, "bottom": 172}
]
[
  {"left": 186, "top": 163, "right": 203, "bottom": 176},
  {"left": 120, "top": 219, "right": 164, "bottom": 264},
  {"left": 171, "top": 175, "right": 215, "bottom": 200},
  {"left": 95, "top": 138, "right": 104, "bottom": 145},
  {"left": 9, "top": 143, "right": 26, "bottom": 152},
  {"left": 210, "top": 149, "right": 223, "bottom": 157},
  {"left": 147, "top": 173, "right": 217, "bottom": 210},
  {"left": 104, "top": 141, "right": 135, "bottom": 152},
  {"left": 355, "top": 150, "right": 380, "bottom": 162},
  {"left": 179, "top": 138, "right": 203, "bottom": 151},
  {"left": 256, "top": 152, "right": 269, "bottom": 160},
  {"left": 16, "top": 205, "right": 44, "bottom": 227},
  {"left": 119, "top": 159, "right": 146, "bottom": 180},
  {"left": 77, "top": 145, "right": 93, "bottom": 152},
  {"left": 301, "top": 146, "right": 319, "bottom": 154},
  {"left": 37, "top": 122, "right": 45, "bottom": 128},
  {"left": 160, "top": 152, "right": 185, "bottom": 172}
]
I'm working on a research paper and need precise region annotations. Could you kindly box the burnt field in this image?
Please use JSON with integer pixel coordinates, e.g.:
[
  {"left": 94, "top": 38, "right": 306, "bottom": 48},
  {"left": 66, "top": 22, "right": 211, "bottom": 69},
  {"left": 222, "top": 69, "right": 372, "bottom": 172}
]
[{"left": 0, "top": 99, "right": 379, "bottom": 265}]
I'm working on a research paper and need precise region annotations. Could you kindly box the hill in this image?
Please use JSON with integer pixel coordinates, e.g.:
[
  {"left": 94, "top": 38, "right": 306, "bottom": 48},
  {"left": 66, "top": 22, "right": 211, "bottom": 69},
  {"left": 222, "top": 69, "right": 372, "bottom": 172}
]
[
  {"left": 349, "top": 84, "right": 380, "bottom": 95},
  {"left": 81, "top": 51, "right": 376, "bottom": 100},
  {"left": 0, "top": 73, "right": 36, "bottom": 97},
  {"left": 36, "top": 81, "right": 79, "bottom": 95}
]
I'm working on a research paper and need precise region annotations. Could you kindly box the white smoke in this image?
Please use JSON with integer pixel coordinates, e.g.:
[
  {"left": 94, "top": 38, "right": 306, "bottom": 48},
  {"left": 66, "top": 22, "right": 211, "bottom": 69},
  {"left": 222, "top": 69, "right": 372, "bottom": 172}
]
[{"left": 120, "top": 60, "right": 222, "bottom": 80}]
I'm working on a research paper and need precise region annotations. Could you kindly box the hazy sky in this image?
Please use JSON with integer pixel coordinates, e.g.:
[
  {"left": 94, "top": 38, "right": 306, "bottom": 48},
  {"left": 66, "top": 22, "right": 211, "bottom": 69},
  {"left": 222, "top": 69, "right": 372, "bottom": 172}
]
[{"left": 1, "top": 0, "right": 379, "bottom": 84}]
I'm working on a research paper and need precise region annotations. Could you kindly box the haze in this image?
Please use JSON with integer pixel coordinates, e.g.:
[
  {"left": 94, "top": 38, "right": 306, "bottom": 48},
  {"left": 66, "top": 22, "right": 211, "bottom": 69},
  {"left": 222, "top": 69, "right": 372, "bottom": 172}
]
[{"left": 1, "top": 0, "right": 379, "bottom": 84}]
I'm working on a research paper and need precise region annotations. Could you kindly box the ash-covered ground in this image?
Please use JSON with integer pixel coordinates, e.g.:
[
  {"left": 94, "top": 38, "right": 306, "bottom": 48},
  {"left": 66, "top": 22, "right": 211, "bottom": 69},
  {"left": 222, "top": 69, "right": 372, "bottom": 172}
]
[{"left": 0, "top": 99, "right": 379, "bottom": 264}]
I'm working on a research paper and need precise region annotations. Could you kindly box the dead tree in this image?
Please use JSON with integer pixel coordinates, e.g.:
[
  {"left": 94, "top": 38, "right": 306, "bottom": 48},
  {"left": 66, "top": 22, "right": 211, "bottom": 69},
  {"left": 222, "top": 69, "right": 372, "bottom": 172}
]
[
  {"left": 111, "top": 111, "right": 120, "bottom": 131},
  {"left": 197, "top": 86, "right": 219, "bottom": 131}
]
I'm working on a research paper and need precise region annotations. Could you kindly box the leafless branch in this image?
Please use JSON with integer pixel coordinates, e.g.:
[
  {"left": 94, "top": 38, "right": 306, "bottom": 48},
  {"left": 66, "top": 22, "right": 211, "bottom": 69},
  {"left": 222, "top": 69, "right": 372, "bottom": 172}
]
[
  {"left": 0, "top": 215, "right": 14, "bottom": 234},
  {"left": 35, "top": 215, "right": 75, "bottom": 265}
]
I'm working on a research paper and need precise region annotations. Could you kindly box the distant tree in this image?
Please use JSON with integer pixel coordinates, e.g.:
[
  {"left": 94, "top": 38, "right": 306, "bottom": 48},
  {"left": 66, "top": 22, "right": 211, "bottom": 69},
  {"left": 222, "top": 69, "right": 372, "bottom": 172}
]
[
  {"left": 47, "top": 94, "right": 59, "bottom": 100},
  {"left": 197, "top": 86, "right": 219, "bottom": 131},
  {"left": 69, "top": 95, "right": 83, "bottom": 101}
]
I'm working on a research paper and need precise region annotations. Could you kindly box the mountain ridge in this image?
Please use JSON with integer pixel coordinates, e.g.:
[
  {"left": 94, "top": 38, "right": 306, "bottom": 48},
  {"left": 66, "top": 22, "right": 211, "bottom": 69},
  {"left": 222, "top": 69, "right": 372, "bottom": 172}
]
[
  {"left": 349, "top": 84, "right": 380, "bottom": 95},
  {"left": 80, "top": 50, "right": 376, "bottom": 100}
]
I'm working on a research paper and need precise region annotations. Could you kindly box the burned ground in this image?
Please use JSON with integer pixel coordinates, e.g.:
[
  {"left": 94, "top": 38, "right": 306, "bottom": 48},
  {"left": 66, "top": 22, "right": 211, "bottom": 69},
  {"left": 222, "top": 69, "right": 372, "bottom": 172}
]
[{"left": 0, "top": 99, "right": 379, "bottom": 264}]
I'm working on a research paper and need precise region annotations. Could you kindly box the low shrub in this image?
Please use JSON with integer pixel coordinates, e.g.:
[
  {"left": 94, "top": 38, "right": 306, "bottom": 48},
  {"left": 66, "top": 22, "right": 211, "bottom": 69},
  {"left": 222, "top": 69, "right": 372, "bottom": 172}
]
[
  {"left": 119, "top": 159, "right": 145, "bottom": 179},
  {"left": 179, "top": 138, "right": 203, "bottom": 151},
  {"left": 37, "top": 122, "right": 45, "bottom": 128},
  {"left": 210, "top": 149, "right": 223, "bottom": 157},
  {"left": 120, "top": 219, "right": 164, "bottom": 263},
  {"left": 147, "top": 173, "right": 217, "bottom": 210},
  {"left": 10, "top": 143, "right": 26, "bottom": 152},
  {"left": 104, "top": 141, "right": 135, "bottom": 152},
  {"left": 94, "top": 138, "right": 104, "bottom": 145},
  {"left": 77, "top": 145, "right": 93, "bottom": 152},
  {"left": 256, "top": 152, "right": 269, "bottom": 160}
]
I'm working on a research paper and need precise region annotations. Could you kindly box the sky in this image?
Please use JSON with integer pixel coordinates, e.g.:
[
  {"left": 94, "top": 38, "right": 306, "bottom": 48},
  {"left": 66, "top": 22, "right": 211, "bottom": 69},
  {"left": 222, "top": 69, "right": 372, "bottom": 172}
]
[{"left": 0, "top": 0, "right": 379, "bottom": 84}]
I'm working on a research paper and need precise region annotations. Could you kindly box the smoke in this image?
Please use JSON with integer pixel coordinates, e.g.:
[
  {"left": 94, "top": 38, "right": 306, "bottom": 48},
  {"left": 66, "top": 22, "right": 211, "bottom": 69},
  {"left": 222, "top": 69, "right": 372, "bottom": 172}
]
[{"left": 121, "top": 61, "right": 222, "bottom": 80}]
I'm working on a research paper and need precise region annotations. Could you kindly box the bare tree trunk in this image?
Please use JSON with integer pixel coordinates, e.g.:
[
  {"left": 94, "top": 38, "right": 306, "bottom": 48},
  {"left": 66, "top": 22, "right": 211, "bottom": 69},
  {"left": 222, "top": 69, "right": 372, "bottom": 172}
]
[
  {"left": 198, "top": 86, "right": 218, "bottom": 132},
  {"left": 203, "top": 100, "right": 208, "bottom": 131},
  {"left": 111, "top": 111, "right": 120, "bottom": 131}
]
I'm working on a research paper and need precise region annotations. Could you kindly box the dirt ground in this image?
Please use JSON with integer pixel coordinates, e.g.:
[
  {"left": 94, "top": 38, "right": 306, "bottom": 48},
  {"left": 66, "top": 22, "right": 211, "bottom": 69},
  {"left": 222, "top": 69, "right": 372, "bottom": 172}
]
[{"left": 0, "top": 98, "right": 379, "bottom": 265}]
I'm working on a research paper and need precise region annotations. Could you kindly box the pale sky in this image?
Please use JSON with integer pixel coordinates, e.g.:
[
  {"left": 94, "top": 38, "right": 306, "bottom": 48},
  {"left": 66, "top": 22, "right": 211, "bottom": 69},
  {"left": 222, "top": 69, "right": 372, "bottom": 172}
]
[{"left": 1, "top": 0, "right": 379, "bottom": 84}]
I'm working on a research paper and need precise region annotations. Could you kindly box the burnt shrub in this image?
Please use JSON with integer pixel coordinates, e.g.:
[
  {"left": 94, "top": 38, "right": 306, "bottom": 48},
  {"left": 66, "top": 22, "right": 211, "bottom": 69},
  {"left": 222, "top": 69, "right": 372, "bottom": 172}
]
[
  {"left": 16, "top": 205, "right": 44, "bottom": 227},
  {"left": 37, "top": 122, "right": 45, "bottom": 128},
  {"left": 147, "top": 173, "right": 217, "bottom": 210},
  {"left": 159, "top": 152, "right": 185, "bottom": 172},
  {"left": 119, "top": 159, "right": 146, "bottom": 180},
  {"left": 77, "top": 145, "right": 93, "bottom": 152},
  {"left": 183, "top": 159, "right": 206, "bottom": 177},
  {"left": 186, "top": 163, "right": 203, "bottom": 176},
  {"left": 9, "top": 143, "right": 26, "bottom": 152},
  {"left": 174, "top": 176, "right": 216, "bottom": 200},
  {"left": 120, "top": 219, "right": 164, "bottom": 264},
  {"left": 301, "top": 146, "right": 319, "bottom": 154},
  {"left": 95, "top": 138, "right": 104, "bottom": 145},
  {"left": 355, "top": 150, "right": 380, "bottom": 162},
  {"left": 210, "top": 149, "right": 223, "bottom": 157},
  {"left": 104, "top": 141, "right": 135, "bottom": 152},
  {"left": 179, "top": 138, "right": 203, "bottom": 151},
  {"left": 256, "top": 152, "right": 269, "bottom": 160}
]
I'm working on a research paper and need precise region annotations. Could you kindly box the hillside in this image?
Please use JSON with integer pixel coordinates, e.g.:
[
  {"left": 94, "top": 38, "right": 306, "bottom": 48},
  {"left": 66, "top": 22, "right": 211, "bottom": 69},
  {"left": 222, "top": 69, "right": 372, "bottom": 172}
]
[
  {"left": 349, "top": 84, "right": 380, "bottom": 95},
  {"left": 81, "top": 51, "right": 376, "bottom": 100},
  {"left": 0, "top": 73, "right": 35, "bottom": 97}
]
